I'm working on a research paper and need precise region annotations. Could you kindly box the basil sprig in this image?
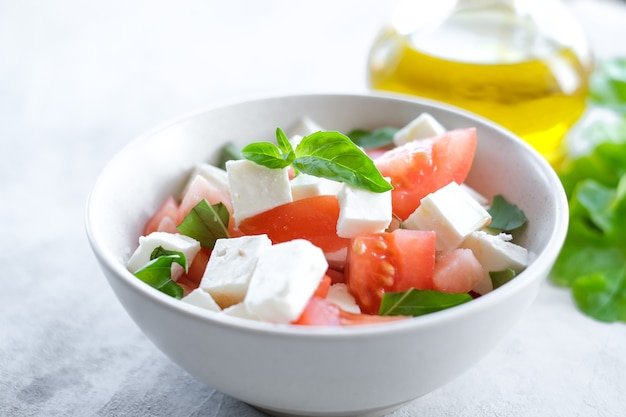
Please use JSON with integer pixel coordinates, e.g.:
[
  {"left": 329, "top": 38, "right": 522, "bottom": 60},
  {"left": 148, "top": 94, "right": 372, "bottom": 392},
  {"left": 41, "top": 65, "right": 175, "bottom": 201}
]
[
  {"left": 134, "top": 247, "right": 186, "bottom": 299},
  {"left": 242, "top": 128, "right": 392, "bottom": 193},
  {"left": 379, "top": 288, "right": 472, "bottom": 317}
]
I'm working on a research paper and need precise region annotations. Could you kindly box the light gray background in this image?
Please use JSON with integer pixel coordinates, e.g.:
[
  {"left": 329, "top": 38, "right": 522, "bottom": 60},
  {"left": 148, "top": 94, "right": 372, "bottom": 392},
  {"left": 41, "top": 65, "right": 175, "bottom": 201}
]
[{"left": 1, "top": 1, "right": 625, "bottom": 416}]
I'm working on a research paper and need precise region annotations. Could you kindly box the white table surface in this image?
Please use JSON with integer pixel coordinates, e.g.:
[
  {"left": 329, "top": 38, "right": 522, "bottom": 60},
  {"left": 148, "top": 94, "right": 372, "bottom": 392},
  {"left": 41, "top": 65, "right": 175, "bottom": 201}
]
[{"left": 1, "top": 1, "right": 625, "bottom": 416}]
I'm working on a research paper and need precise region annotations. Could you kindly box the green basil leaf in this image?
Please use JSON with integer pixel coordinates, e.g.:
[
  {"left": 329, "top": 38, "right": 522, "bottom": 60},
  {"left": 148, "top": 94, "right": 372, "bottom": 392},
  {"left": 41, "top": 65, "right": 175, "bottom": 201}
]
[
  {"left": 490, "top": 268, "right": 516, "bottom": 289},
  {"left": 276, "top": 127, "right": 296, "bottom": 161},
  {"left": 217, "top": 142, "right": 242, "bottom": 170},
  {"left": 293, "top": 131, "right": 392, "bottom": 193},
  {"left": 241, "top": 142, "right": 292, "bottom": 169},
  {"left": 379, "top": 288, "right": 472, "bottom": 317},
  {"left": 134, "top": 249, "right": 186, "bottom": 299},
  {"left": 177, "top": 199, "right": 230, "bottom": 249},
  {"left": 347, "top": 127, "right": 397, "bottom": 149},
  {"left": 487, "top": 194, "right": 527, "bottom": 232}
]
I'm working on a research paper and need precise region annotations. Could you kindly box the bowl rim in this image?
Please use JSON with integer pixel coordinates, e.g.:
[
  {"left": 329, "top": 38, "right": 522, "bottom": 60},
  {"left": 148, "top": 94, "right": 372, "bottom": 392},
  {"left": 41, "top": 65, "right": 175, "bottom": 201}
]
[{"left": 85, "top": 92, "right": 570, "bottom": 339}]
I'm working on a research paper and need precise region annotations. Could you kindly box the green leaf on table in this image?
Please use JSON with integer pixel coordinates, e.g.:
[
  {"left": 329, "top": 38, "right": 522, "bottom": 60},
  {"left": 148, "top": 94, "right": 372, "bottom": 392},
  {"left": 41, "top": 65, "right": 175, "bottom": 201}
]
[
  {"left": 347, "top": 127, "right": 397, "bottom": 149},
  {"left": 379, "top": 288, "right": 472, "bottom": 317},
  {"left": 589, "top": 57, "right": 626, "bottom": 113},
  {"left": 133, "top": 247, "right": 186, "bottom": 299},
  {"left": 487, "top": 194, "right": 527, "bottom": 232},
  {"left": 572, "top": 268, "right": 626, "bottom": 323},
  {"left": 177, "top": 199, "right": 230, "bottom": 249}
]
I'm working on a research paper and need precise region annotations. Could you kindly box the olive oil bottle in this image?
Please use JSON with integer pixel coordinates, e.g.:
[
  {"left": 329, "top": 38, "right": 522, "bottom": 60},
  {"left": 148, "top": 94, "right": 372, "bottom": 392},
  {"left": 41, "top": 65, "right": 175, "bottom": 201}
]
[{"left": 368, "top": 0, "right": 593, "bottom": 165}]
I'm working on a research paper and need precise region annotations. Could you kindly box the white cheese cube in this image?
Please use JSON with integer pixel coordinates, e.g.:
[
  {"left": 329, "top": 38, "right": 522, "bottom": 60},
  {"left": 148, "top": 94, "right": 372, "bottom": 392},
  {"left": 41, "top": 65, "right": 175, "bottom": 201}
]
[
  {"left": 221, "top": 302, "right": 260, "bottom": 321},
  {"left": 127, "top": 232, "right": 200, "bottom": 275},
  {"left": 200, "top": 234, "right": 272, "bottom": 308},
  {"left": 393, "top": 113, "right": 446, "bottom": 146},
  {"left": 285, "top": 116, "right": 325, "bottom": 138},
  {"left": 327, "top": 284, "right": 361, "bottom": 314},
  {"left": 181, "top": 163, "right": 229, "bottom": 200},
  {"left": 244, "top": 239, "right": 328, "bottom": 323},
  {"left": 182, "top": 288, "right": 222, "bottom": 312},
  {"left": 325, "top": 247, "right": 347, "bottom": 270},
  {"left": 336, "top": 182, "right": 392, "bottom": 238},
  {"left": 404, "top": 181, "right": 491, "bottom": 252},
  {"left": 460, "top": 231, "right": 528, "bottom": 272},
  {"left": 460, "top": 183, "right": 489, "bottom": 207},
  {"left": 290, "top": 173, "right": 343, "bottom": 201},
  {"left": 226, "top": 159, "right": 292, "bottom": 226}
]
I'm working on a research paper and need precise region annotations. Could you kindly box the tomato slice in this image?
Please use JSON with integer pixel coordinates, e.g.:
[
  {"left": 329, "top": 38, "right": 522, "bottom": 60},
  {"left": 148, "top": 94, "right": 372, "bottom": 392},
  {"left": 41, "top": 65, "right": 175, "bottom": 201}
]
[
  {"left": 144, "top": 195, "right": 180, "bottom": 235},
  {"left": 292, "top": 297, "right": 408, "bottom": 326},
  {"left": 433, "top": 248, "right": 486, "bottom": 294},
  {"left": 346, "top": 229, "right": 436, "bottom": 314},
  {"left": 176, "top": 247, "right": 211, "bottom": 296},
  {"left": 375, "top": 128, "right": 477, "bottom": 220},
  {"left": 237, "top": 195, "right": 350, "bottom": 253}
]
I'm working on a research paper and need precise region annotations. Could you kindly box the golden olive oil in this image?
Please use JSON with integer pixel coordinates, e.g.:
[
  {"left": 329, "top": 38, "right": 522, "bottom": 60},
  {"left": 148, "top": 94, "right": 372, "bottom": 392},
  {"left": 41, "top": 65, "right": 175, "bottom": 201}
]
[{"left": 368, "top": 8, "right": 592, "bottom": 165}]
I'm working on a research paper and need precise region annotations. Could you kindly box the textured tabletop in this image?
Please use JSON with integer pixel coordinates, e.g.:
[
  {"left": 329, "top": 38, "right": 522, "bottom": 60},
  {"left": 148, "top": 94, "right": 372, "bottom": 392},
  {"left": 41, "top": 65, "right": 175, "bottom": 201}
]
[{"left": 1, "top": 1, "right": 625, "bottom": 416}]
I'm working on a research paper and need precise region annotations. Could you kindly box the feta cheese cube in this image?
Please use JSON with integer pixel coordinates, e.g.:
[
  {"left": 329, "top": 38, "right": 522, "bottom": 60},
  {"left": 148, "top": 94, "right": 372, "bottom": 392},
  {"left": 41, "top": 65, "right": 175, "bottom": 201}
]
[
  {"left": 181, "top": 163, "right": 229, "bottom": 199},
  {"left": 460, "top": 231, "right": 528, "bottom": 272},
  {"left": 182, "top": 288, "right": 222, "bottom": 312},
  {"left": 285, "top": 116, "right": 325, "bottom": 138},
  {"left": 226, "top": 159, "right": 292, "bottom": 226},
  {"left": 460, "top": 183, "right": 489, "bottom": 207},
  {"left": 221, "top": 303, "right": 260, "bottom": 321},
  {"left": 290, "top": 173, "right": 343, "bottom": 201},
  {"left": 327, "top": 284, "right": 361, "bottom": 314},
  {"left": 393, "top": 113, "right": 446, "bottom": 146},
  {"left": 244, "top": 239, "right": 328, "bottom": 323},
  {"left": 200, "top": 234, "right": 272, "bottom": 308},
  {"left": 404, "top": 182, "right": 491, "bottom": 252},
  {"left": 127, "top": 232, "right": 200, "bottom": 275},
  {"left": 336, "top": 182, "right": 392, "bottom": 238}
]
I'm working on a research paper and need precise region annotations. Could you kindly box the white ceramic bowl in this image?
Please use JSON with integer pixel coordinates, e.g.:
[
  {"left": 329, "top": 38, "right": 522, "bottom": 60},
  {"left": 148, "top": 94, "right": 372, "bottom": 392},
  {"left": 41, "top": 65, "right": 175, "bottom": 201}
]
[{"left": 86, "top": 93, "right": 568, "bottom": 417}]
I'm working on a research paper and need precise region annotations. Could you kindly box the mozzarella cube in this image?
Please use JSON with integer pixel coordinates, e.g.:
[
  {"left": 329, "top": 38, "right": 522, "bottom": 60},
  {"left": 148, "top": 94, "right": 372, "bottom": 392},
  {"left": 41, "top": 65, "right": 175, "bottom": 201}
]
[
  {"left": 285, "top": 116, "right": 325, "bottom": 138},
  {"left": 393, "top": 113, "right": 446, "bottom": 146},
  {"left": 336, "top": 182, "right": 392, "bottom": 238},
  {"left": 460, "top": 231, "right": 528, "bottom": 272},
  {"left": 221, "top": 303, "right": 260, "bottom": 321},
  {"left": 404, "top": 182, "right": 491, "bottom": 252},
  {"left": 226, "top": 159, "right": 292, "bottom": 226},
  {"left": 182, "top": 288, "right": 222, "bottom": 312},
  {"left": 325, "top": 247, "right": 348, "bottom": 270},
  {"left": 460, "top": 183, "right": 489, "bottom": 207},
  {"left": 181, "top": 163, "right": 229, "bottom": 199},
  {"left": 200, "top": 234, "right": 272, "bottom": 308},
  {"left": 290, "top": 173, "right": 343, "bottom": 201},
  {"left": 244, "top": 239, "right": 328, "bottom": 323},
  {"left": 327, "top": 284, "right": 361, "bottom": 314},
  {"left": 127, "top": 232, "right": 200, "bottom": 275}
]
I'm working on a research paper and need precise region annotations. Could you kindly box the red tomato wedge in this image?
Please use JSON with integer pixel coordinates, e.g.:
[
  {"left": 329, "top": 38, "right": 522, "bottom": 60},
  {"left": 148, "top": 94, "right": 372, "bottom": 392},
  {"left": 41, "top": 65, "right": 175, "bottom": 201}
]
[
  {"left": 237, "top": 195, "right": 350, "bottom": 253},
  {"left": 144, "top": 195, "right": 180, "bottom": 235},
  {"left": 176, "top": 248, "right": 211, "bottom": 296},
  {"left": 374, "top": 128, "right": 477, "bottom": 220},
  {"left": 433, "top": 248, "right": 486, "bottom": 294},
  {"left": 346, "top": 229, "right": 436, "bottom": 314},
  {"left": 292, "top": 297, "right": 408, "bottom": 326}
]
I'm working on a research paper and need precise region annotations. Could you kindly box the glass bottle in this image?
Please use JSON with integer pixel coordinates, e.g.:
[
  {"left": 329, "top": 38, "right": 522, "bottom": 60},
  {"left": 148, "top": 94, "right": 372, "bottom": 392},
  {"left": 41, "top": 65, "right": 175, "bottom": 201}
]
[{"left": 367, "top": 0, "right": 593, "bottom": 165}]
